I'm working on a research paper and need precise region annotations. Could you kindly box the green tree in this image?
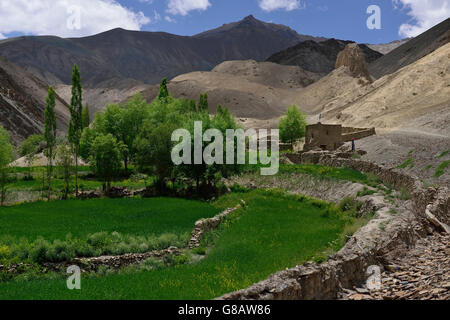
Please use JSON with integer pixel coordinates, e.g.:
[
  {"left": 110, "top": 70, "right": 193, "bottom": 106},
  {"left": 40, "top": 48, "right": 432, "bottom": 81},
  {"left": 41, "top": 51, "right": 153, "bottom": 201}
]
[
  {"left": 135, "top": 122, "right": 177, "bottom": 191},
  {"left": 86, "top": 98, "right": 148, "bottom": 175},
  {"left": 278, "top": 105, "right": 307, "bottom": 145},
  {"left": 0, "top": 126, "right": 13, "bottom": 206},
  {"left": 56, "top": 143, "right": 73, "bottom": 200},
  {"left": 81, "top": 103, "right": 90, "bottom": 129},
  {"left": 79, "top": 127, "right": 95, "bottom": 162},
  {"left": 158, "top": 78, "right": 169, "bottom": 101},
  {"left": 44, "top": 86, "right": 57, "bottom": 201},
  {"left": 198, "top": 93, "right": 209, "bottom": 112},
  {"left": 68, "top": 64, "right": 83, "bottom": 196},
  {"left": 19, "top": 134, "right": 44, "bottom": 178},
  {"left": 121, "top": 94, "right": 149, "bottom": 172},
  {"left": 90, "top": 134, "right": 122, "bottom": 193},
  {"left": 189, "top": 99, "right": 197, "bottom": 112}
]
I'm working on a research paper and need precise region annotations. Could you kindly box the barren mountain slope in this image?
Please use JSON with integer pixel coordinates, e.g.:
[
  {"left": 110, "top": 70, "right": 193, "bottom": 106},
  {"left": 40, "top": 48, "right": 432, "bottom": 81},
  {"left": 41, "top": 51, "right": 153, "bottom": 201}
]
[
  {"left": 366, "top": 38, "right": 411, "bottom": 55},
  {"left": 368, "top": 18, "right": 450, "bottom": 79},
  {"left": 286, "top": 67, "right": 364, "bottom": 115},
  {"left": 138, "top": 60, "right": 322, "bottom": 119},
  {"left": 318, "top": 42, "right": 450, "bottom": 134},
  {"left": 0, "top": 57, "right": 70, "bottom": 144},
  {"left": 266, "top": 38, "right": 382, "bottom": 74},
  {"left": 0, "top": 16, "right": 322, "bottom": 89},
  {"left": 54, "top": 77, "right": 150, "bottom": 116}
]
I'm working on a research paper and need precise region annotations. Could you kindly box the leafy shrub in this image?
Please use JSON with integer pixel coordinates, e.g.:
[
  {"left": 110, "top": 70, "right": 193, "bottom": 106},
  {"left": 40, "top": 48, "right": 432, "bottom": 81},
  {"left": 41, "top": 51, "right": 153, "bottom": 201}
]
[
  {"left": 0, "top": 245, "right": 11, "bottom": 259},
  {"left": 30, "top": 238, "right": 50, "bottom": 264},
  {"left": 337, "top": 197, "right": 361, "bottom": 218},
  {"left": 141, "top": 257, "right": 165, "bottom": 270},
  {"left": 192, "top": 247, "right": 206, "bottom": 255},
  {"left": 0, "top": 231, "right": 188, "bottom": 264}
]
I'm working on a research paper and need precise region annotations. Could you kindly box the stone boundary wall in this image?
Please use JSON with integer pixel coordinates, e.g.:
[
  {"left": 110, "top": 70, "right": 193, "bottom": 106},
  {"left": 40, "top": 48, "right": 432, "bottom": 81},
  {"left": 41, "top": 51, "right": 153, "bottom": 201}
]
[
  {"left": 342, "top": 127, "right": 369, "bottom": 134},
  {"left": 189, "top": 201, "right": 245, "bottom": 249},
  {"left": 63, "top": 247, "right": 182, "bottom": 272},
  {"left": 2, "top": 247, "right": 183, "bottom": 274},
  {"left": 341, "top": 128, "right": 376, "bottom": 142},
  {"left": 218, "top": 151, "right": 449, "bottom": 300}
]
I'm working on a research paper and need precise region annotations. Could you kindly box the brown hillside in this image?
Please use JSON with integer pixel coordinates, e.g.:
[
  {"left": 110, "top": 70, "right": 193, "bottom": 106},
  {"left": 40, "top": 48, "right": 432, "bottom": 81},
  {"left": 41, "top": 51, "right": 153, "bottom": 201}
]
[
  {"left": 138, "top": 60, "right": 322, "bottom": 119},
  {"left": 0, "top": 57, "right": 69, "bottom": 144}
]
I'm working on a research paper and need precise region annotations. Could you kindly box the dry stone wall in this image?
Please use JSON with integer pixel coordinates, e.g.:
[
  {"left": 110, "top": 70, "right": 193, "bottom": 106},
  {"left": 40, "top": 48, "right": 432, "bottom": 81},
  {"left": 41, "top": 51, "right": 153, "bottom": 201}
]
[
  {"left": 189, "top": 201, "right": 245, "bottom": 249},
  {"left": 218, "top": 151, "right": 449, "bottom": 300}
]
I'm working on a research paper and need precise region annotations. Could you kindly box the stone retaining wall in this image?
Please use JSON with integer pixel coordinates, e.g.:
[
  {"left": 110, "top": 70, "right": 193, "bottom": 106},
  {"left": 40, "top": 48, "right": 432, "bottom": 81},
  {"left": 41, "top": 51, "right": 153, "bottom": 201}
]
[
  {"left": 42, "top": 247, "right": 182, "bottom": 273},
  {"left": 189, "top": 201, "right": 245, "bottom": 249},
  {"left": 218, "top": 151, "right": 449, "bottom": 300}
]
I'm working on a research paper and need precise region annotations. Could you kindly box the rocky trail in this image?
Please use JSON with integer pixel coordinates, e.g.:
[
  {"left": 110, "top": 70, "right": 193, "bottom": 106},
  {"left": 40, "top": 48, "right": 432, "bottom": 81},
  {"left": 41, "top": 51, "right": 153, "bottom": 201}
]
[{"left": 344, "top": 232, "right": 450, "bottom": 300}]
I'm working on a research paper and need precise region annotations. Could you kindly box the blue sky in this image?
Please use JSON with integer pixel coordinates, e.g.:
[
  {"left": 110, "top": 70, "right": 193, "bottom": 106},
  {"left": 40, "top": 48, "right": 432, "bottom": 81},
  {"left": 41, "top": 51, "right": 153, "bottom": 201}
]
[{"left": 0, "top": 1, "right": 449, "bottom": 44}]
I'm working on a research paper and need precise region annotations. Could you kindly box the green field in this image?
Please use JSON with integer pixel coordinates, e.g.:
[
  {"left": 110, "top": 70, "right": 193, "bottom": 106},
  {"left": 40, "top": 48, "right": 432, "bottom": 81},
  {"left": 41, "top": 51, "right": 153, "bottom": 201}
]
[
  {"left": 0, "top": 198, "right": 220, "bottom": 264},
  {"left": 0, "top": 190, "right": 356, "bottom": 299},
  {"left": 0, "top": 198, "right": 219, "bottom": 240}
]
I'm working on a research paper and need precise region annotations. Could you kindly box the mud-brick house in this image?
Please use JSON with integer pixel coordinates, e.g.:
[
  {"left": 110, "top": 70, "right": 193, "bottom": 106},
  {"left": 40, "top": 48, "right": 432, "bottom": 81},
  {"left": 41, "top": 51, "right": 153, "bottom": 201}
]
[{"left": 304, "top": 122, "right": 376, "bottom": 151}]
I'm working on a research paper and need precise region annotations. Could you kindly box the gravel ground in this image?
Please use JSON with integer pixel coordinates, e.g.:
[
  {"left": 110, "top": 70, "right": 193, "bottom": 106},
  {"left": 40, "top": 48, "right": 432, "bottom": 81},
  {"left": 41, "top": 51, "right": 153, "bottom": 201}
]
[{"left": 342, "top": 232, "right": 450, "bottom": 300}]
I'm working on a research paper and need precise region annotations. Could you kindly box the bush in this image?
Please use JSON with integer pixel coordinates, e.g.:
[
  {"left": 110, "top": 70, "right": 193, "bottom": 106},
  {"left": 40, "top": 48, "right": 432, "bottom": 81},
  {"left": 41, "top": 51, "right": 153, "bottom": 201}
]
[
  {"left": 165, "top": 253, "right": 190, "bottom": 267},
  {"left": 141, "top": 257, "right": 165, "bottom": 270},
  {"left": 337, "top": 197, "right": 361, "bottom": 218},
  {"left": 0, "top": 245, "right": 11, "bottom": 259},
  {"left": 0, "top": 231, "right": 188, "bottom": 264},
  {"left": 192, "top": 247, "right": 206, "bottom": 255},
  {"left": 30, "top": 238, "right": 50, "bottom": 264}
]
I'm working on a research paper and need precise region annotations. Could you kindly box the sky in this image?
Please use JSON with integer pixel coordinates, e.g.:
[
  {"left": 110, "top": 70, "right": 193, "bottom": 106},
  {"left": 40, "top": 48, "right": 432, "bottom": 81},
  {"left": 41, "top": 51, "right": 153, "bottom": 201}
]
[{"left": 0, "top": 0, "right": 448, "bottom": 44}]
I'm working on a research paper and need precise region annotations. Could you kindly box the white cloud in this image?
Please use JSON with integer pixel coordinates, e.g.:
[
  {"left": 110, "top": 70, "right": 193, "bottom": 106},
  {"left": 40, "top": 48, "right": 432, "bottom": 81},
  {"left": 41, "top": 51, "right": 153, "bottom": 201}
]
[
  {"left": 394, "top": 0, "right": 450, "bottom": 37},
  {"left": 0, "top": 33, "right": 5, "bottom": 40},
  {"left": 165, "top": 16, "right": 176, "bottom": 23},
  {"left": 167, "top": 0, "right": 211, "bottom": 16},
  {"left": 258, "top": 0, "right": 304, "bottom": 12},
  {"left": 0, "top": 0, "right": 151, "bottom": 38}
]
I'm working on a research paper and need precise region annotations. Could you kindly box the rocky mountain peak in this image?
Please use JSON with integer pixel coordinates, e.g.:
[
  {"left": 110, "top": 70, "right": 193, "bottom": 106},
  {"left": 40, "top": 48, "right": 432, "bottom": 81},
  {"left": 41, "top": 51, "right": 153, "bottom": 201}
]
[
  {"left": 243, "top": 14, "right": 257, "bottom": 21},
  {"left": 336, "top": 43, "right": 372, "bottom": 82}
]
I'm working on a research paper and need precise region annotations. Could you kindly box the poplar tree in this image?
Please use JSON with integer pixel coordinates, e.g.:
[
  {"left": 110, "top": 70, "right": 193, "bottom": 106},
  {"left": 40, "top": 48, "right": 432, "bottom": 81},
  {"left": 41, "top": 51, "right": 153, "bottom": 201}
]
[
  {"left": 158, "top": 78, "right": 169, "bottom": 101},
  {"left": 44, "top": 86, "right": 57, "bottom": 201},
  {"left": 198, "top": 93, "right": 209, "bottom": 112},
  {"left": 68, "top": 64, "right": 83, "bottom": 197},
  {"left": 81, "top": 103, "right": 90, "bottom": 129}
]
